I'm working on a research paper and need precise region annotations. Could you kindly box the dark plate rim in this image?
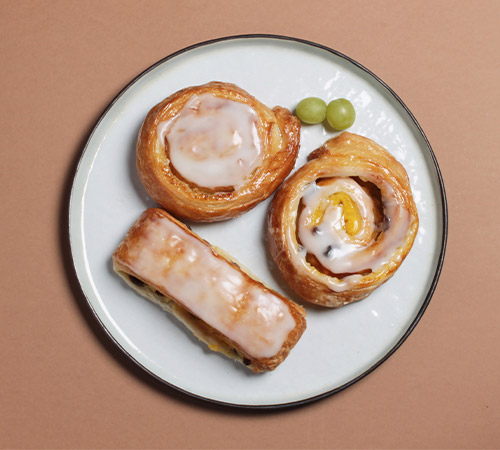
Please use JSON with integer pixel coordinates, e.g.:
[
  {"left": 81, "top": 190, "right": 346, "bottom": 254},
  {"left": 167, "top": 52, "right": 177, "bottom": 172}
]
[{"left": 69, "top": 33, "right": 448, "bottom": 410}]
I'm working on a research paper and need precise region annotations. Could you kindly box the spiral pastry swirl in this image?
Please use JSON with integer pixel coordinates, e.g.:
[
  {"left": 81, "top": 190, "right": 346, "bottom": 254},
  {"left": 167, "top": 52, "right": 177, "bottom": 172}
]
[
  {"left": 268, "top": 132, "right": 419, "bottom": 308},
  {"left": 137, "top": 81, "right": 300, "bottom": 222}
]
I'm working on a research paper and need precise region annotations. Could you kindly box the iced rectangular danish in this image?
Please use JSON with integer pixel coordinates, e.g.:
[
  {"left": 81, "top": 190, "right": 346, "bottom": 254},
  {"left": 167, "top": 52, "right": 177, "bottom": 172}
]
[{"left": 112, "top": 208, "right": 306, "bottom": 372}]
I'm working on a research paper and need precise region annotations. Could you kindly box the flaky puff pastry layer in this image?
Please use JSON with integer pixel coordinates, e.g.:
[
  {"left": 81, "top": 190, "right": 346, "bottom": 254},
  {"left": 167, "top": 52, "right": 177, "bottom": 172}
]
[
  {"left": 267, "top": 132, "right": 419, "bottom": 308},
  {"left": 137, "top": 82, "right": 300, "bottom": 222},
  {"left": 113, "top": 208, "right": 306, "bottom": 373}
]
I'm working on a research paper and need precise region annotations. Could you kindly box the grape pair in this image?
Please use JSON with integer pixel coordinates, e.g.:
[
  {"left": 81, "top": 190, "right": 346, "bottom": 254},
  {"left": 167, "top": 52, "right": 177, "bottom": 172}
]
[{"left": 295, "top": 97, "right": 356, "bottom": 130}]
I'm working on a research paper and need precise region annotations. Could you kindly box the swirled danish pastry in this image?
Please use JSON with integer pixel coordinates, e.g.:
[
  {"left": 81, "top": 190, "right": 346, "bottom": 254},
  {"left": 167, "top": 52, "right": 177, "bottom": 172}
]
[
  {"left": 267, "top": 132, "right": 419, "bottom": 308},
  {"left": 137, "top": 82, "right": 300, "bottom": 221},
  {"left": 113, "top": 208, "right": 306, "bottom": 372}
]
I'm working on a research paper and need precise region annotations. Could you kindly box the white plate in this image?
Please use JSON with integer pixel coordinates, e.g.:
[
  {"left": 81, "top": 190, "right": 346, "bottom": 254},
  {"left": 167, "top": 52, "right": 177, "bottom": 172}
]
[{"left": 69, "top": 35, "right": 447, "bottom": 408}]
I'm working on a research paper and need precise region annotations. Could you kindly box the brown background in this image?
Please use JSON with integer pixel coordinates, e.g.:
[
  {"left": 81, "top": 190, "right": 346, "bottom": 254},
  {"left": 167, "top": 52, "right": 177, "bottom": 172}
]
[{"left": 1, "top": 0, "right": 499, "bottom": 448}]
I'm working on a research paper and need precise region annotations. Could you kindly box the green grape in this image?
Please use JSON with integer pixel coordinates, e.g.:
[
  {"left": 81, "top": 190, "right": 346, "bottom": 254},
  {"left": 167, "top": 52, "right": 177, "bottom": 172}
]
[
  {"left": 326, "top": 98, "right": 356, "bottom": 130},
  {"left": 295, "top": 97, "right": 327, "bottom": 124}
]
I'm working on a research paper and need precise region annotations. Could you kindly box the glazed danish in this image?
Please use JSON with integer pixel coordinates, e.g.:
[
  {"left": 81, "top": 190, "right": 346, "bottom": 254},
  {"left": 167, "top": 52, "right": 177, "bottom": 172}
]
[
  {"left": 112, "top": 208, "right": 306, "bottom": 372},
  {"left": 137, "top": 82, "right": 300, "bottom": 222},
  {"left": 267, "top": 132, "right": 419, "bottom": 308}
]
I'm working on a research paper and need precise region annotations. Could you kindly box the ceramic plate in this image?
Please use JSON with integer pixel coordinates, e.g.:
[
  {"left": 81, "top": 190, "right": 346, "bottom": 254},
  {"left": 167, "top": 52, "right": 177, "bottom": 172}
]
[{"left": 69, "top": 35, "right": 447, "bottom": 408}]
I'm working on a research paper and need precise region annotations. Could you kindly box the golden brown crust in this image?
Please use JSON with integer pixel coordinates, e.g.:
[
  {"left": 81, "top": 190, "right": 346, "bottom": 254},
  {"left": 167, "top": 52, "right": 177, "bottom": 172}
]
[
  {"left": 112, "top": 208, "right": 306, "bottom": 373},
  {"left": 267, "top": 132, "right": 419, "bottom": 308},
  {"left": 136, "top": 82, "right": 301, "bottom": 222}
]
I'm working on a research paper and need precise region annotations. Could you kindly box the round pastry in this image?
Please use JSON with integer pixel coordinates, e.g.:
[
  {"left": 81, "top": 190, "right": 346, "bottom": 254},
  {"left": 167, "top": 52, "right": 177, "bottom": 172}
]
[
  {"left": 267, "top": 132, "right": 419, "bottom": 308},
  {"left": 137, "top": 81, "right": 301, "bottom": 222}
]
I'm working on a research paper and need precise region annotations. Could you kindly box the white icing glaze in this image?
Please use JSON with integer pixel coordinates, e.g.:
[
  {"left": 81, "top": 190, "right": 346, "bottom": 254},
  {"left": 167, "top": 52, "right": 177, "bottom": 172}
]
[
  {"left": 122, "top": 214, "right": 296, "bottom": 359},
  {"left": 294, "top": 177, "right": 411, "bottom": 292},
  {"left": 157, "top": 93, "right": 261, "bottom": 189}
]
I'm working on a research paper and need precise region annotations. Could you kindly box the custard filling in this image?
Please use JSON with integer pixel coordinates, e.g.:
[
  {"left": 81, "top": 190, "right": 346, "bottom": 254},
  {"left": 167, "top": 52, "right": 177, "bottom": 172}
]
[
  {"left": 297, "top": 177, "right": 381, "bottom": 278},
  {"left": 308, "top": 191, "right": 363, "bottom": 237}
]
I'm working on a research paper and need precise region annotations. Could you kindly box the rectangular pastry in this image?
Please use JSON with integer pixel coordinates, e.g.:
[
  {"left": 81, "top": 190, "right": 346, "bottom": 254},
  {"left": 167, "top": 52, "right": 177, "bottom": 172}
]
[{"left": 112, "top": 208, "right": 306, "bottom": 373}]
